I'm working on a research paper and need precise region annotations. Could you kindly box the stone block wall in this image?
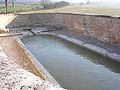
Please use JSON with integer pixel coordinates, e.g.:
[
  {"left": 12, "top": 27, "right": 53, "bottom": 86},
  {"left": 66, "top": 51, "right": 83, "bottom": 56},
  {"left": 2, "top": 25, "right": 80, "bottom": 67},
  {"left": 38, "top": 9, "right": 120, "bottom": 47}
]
[{"left": 6, "top": 13, "right": 120, "bottom": 46}]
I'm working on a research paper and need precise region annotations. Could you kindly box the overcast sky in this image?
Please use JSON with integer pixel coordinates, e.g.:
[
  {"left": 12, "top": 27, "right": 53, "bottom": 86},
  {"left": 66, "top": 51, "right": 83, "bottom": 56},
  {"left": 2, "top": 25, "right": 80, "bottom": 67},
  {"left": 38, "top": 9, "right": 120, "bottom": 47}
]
[
  {"left": 54, "top": 0, "right": 120, "bottom": 3},
  {"left": 14, "top": 0, "right": 120, "bottom": 3},
  {"left": 13, "top": 0, "right": 120, "bottom": 5}
]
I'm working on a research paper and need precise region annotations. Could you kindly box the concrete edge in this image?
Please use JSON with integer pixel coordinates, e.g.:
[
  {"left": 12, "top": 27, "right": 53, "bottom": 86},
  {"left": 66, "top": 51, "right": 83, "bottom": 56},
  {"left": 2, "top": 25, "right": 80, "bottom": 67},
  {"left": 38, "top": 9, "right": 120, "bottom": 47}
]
[
  {"left": 15, "top": 36, "right": 61, "bottom": 87},
  {"left": 17, "top": 12, "right": 120, "bottom": 19},
  {"left": 38, "top": 32, "right": 120, "bottom": 63}
]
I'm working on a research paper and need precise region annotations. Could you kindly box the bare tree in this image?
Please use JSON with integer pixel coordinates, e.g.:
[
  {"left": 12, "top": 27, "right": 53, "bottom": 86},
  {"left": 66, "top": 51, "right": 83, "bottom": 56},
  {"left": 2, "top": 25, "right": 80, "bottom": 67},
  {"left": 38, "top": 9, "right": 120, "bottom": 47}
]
[
  {"left": 40, "top": 0, "right": 51, "bottom": 9},
  {"left": 11, "top": 0, "right": 16, "bottom": 14},
  {"left": 87, "top": 0, "right": 90, "bottom": 5},
  {"left": 5, "top": 0, "right": 8, "bottom": 13}
]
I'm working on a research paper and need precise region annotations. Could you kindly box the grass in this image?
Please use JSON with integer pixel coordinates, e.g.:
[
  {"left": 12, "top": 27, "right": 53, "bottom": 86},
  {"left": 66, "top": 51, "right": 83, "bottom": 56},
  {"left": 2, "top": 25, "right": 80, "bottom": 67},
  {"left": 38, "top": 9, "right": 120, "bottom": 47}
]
[
  {"left": 27, "top": 5, "right": 120, "bottom": 16},
  {"left": 0, "top": 4, "right": 44, "bottom": 13}
]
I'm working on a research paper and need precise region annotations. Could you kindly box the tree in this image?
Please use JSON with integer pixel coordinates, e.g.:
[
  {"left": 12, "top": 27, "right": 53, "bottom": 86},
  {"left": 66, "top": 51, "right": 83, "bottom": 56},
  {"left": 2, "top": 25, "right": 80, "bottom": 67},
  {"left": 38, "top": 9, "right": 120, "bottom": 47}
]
[
  {"left": 87, "top": 0, "right": 90, "bottom": 5},
  {"left": 11, "top": 0, "right": 16, "bottom": 13},
  {"left": 40, "top": 0, "right": 51, "bottom": 9},
  {"left": 5, "top": 0, "right": 8, "bottom": 13},
  {"left": 52, "top": 1, "right": 70, "bottom": 8},
  {"left": 4, "top": 0, "right": 16, "bottom": 14}
]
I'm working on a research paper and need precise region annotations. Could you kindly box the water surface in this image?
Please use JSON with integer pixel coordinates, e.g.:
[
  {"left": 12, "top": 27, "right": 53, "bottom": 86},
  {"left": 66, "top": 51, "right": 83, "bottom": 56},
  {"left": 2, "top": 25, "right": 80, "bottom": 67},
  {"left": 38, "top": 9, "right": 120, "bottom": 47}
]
[{"left": 22, "top": 35, "right": 120, "bottom": 90}]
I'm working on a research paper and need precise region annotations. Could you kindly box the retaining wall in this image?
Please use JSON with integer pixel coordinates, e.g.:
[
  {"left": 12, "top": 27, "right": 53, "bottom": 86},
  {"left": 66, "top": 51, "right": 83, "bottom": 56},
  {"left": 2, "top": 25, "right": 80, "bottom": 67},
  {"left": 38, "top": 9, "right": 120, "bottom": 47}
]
[{"left": 6, "top": 13, "right": 120, "bottom": 46}]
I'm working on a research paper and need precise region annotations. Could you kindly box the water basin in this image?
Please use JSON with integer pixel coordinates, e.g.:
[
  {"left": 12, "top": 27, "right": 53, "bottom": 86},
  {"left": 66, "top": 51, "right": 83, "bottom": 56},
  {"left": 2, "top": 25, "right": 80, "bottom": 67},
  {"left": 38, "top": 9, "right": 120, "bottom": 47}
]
[{"left": 22, "top": 35, "right": 120, "bottom": 90}]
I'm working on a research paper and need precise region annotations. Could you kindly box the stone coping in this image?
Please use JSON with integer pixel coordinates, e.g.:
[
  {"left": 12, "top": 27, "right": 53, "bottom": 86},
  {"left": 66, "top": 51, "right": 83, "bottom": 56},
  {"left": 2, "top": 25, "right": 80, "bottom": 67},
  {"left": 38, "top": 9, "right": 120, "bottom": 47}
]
[{"left": 17, "top": 12, "right": 120, "bottom": 19}]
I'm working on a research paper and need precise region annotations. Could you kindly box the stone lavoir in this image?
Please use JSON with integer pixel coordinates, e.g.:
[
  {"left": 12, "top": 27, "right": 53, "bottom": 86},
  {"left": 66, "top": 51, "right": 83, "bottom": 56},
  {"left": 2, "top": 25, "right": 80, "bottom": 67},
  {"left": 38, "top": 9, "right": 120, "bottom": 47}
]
[
  {"left": 0, "top": 13, "right": 120, "bottom": 90},
  {"left": 22, "top": 34, "right": 120, "bottom": 90}
]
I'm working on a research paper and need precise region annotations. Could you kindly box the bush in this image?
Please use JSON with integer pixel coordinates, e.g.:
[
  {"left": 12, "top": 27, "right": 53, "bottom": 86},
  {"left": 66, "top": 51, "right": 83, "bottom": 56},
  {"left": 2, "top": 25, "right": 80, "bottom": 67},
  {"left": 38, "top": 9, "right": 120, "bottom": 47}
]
[{"left": 43, "top": 1, "right": 70, "bottom": 9}]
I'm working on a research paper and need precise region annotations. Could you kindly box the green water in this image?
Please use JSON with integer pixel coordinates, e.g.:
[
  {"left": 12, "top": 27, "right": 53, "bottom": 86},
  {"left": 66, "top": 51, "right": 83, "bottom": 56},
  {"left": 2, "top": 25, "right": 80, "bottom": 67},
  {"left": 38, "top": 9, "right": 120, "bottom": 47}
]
[{"left": 22, "top": 35, "right": 120, "bottom": 90}]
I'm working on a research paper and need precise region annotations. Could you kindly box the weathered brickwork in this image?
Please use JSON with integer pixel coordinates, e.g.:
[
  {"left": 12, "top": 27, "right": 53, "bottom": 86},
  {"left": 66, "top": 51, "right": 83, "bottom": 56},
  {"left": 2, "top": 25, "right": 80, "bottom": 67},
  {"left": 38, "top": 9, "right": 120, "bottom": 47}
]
[{"left": 7, "top": 13, "right": 120, "bottom": 46}]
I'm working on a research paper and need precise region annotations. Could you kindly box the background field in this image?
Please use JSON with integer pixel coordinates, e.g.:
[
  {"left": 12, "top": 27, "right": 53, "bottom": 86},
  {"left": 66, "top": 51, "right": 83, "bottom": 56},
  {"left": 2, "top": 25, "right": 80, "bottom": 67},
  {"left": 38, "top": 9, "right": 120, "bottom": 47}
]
[
  {"left": 1, "top": 4, "right": 120, "bottom": 16},
  {"left": 30, "top": 5, "right": 120, "bottom": 16},
  {"left": 0, "top": 4, "right": 44, "bottom": 13}
]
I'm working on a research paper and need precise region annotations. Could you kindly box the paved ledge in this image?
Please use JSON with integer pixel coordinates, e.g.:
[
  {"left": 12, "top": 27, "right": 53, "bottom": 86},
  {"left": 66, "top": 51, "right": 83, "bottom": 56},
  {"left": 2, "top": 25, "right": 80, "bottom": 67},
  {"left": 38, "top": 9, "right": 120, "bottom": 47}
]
[
  {"left": 18, "top": 13, "right": 120, "bottom": 19},
  {"left": 0, "top": 46, "right": 66, "bottom": 90}
]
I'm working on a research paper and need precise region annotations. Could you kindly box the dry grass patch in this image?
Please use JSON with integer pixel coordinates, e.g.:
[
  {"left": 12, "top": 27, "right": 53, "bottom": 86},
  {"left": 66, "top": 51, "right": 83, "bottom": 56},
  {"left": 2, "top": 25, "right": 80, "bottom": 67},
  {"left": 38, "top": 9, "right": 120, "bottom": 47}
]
[{"left": 26, "top": 5, "right": 120, "bottom": 16}]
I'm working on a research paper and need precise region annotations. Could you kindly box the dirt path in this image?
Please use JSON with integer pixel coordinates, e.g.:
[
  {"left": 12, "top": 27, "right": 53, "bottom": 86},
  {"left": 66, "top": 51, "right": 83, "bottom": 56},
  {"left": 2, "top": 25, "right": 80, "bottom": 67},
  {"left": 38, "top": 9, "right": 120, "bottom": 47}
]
[{"left": 0, "top": 36, "right": 43, "bottom": 79}]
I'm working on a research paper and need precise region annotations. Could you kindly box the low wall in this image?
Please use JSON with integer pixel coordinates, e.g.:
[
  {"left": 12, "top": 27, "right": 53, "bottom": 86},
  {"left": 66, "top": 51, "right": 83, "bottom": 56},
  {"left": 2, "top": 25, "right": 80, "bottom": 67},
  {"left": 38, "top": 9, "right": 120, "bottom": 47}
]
[{"left": 6, "top": 13, "right": 120, "bottom": 46}]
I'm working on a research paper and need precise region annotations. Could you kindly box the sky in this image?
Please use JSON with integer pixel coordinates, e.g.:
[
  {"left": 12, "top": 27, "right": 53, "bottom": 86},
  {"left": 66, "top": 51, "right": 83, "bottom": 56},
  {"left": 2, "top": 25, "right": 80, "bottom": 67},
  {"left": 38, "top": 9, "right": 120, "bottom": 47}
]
[
  {"left": 13, "top": 0, "right": 120, "bottom": 3},
  {"left": 54, "top": 0, "right": 120, "bottom": 3},
  {"left": 11, "top": 0, "right": 120, "bottom": 5}
]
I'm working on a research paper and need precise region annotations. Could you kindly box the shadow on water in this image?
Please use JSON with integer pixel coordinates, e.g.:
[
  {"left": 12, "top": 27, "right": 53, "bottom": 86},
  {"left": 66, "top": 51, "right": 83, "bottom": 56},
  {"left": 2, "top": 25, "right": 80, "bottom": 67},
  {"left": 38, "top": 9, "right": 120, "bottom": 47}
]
[{"left": 23, "top": 28, "right": 37, "bottom": 35}]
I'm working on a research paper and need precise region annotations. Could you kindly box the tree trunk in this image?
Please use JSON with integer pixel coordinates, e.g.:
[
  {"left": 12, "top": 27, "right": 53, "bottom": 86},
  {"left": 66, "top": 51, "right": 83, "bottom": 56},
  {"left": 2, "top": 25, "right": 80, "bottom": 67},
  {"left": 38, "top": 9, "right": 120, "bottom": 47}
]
[
  {"left": 5, "top": 0, "right": 8, "bottom": 13},
  {"left": 11, "top": 0, "right": 16, "bottom": 14},
  {"left": 12, "top": 2, "right": 15, "bottom": 14}
]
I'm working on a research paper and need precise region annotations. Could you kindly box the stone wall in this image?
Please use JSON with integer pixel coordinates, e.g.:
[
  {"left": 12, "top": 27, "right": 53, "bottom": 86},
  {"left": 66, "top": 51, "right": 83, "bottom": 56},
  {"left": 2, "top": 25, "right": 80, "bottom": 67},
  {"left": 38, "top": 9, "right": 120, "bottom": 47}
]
[{"left": 6, "top": 13, "right": 120, "bottom": 46}]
